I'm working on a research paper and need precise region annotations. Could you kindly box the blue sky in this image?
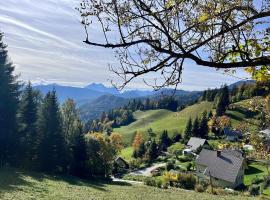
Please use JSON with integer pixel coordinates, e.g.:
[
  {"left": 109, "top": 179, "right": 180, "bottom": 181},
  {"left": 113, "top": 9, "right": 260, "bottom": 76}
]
[{"left": 0, "top": 0, "right": 250, "bottom": 90}]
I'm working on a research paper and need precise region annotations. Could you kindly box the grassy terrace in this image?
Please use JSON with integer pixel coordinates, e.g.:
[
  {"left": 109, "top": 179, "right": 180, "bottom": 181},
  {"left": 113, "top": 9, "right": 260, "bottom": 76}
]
[
  {"left": 0, "top": 168, "right": 259, "bottom": 200},
  {"left": 115, "top": 101, "right": 213, "bottom": 144}
]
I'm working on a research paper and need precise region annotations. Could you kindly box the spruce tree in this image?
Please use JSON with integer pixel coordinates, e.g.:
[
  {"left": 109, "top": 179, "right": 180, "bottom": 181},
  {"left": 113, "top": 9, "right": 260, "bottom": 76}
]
[
  {"left": 192, "top": 117, "right": 200, "bottom": 137},
  {"left": 69, "top": 123, "right": 87, "bottom": 177},
  {"left": 199, "top": 111, "right": 209, "bottom": 139},
  {"left": 147, "top": 140, "right": 158, "bottom": 162},
  {"left": 216, "top": 85, "right": 230, "bottom": 116},
  {"left": 137, "top": 142, "right": 146, "bottom": 158},
  {"left": 36, "top": 90, "right": 67, "bottom": 173},
  {"left": 0, "top": 33, "right": 20, "bottom": 167},
  {"left": 159, "top": 130, "right": 171, "bottom": 151},
  {"left": 184, "top": 117, "right": 193, "bottom": 140},
  {"left": 18, "top": 82, "right": 39, "bottom": 168}
]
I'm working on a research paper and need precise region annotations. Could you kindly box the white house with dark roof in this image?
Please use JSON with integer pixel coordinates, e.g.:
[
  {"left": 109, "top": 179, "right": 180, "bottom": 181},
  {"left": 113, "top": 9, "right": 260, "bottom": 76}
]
[
  {"left": 195, "top": 149, "right": 245, "bottom": 189},
  {"left": 186, "top": 137, "right": 208, "bottom": 152}
]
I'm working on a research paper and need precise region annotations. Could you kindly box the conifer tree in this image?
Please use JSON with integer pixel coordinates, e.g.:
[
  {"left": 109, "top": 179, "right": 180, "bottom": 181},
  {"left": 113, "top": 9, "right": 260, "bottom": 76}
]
[
  {"left": 216, "top": 85, "right": 230, "bottom": 116},
  {"left": 146, "top": 140, "right": 158, "bottom": 162},
  {"left": 69, "top": 123, "right": 87, "bottom": 177},
  {"left": 159, "top": 130, "right": 171, "bottom": 151},
  {"left": 18, "top": 82, "right": 39, "bottom": 168},
  {"left": 137, "top": 142, "right": 146, "bottom": 158},
  {"left": 36, "top": 90, "right": 67, "bottom": 173},
  {"left": 0, "top": 32, "right": 20, "bottom": 167},
  {"left": 192, "top": 117, "right": 200, "bottom": 137},
  {"left": 199, "top": 111, "right": 209, "bottom": 139},
  {"left": 184, "top": 117, "right": 193, "bottom": 140}
]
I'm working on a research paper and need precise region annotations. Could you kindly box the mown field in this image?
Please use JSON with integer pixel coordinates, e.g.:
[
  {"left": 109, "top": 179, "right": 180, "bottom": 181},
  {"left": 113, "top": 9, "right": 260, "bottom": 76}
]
[
  {"left": 0, "top": 168, "right": 259, "bottom": 200},
  {"left": 226, "top": 99, "right": 260, "bottom": 132},
  {"left": 114, "top": 101, "right": 213, "bottom": 144}
]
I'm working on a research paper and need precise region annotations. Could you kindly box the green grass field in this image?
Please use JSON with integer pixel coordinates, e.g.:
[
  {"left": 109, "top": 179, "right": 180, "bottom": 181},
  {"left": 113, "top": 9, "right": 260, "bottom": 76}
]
[
  {"left": 226, "top": 99, "right": 260, "bottom": 131},
  {"left": 115, "top": 101, "right": 213, "bottom": 144},
  {"left": 0, "top": 168, "right": 259, "bottom": 200}
]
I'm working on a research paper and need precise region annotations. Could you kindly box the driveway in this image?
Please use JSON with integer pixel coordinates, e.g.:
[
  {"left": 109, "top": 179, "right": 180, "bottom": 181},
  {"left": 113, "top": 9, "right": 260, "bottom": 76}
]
[{"left": 130, "top": 163, "right": 166, "bottom": 176}]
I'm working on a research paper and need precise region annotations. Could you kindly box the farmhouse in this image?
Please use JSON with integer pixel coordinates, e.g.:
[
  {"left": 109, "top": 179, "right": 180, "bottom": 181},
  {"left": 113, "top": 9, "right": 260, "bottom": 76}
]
[
  {"left": 223, "top": 128, "right": 242, "bottom": 141},
  {"left": 196, "top": 149, "right": 245, "bottom": 189},
  {"left": 185, "top": 137, "right": 208, "bottom": 152},
  {"left": 113, "top": 157, "right": 129, "bottom": 174}
]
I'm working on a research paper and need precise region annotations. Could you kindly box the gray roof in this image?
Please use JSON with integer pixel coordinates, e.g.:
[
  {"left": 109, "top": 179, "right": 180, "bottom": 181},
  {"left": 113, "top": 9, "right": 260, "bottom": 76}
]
[
  {"left": 187, "top": 137, "right": 207, "bottom": 151},
  {"left": 223, "top": 128, "right": 242, "bottom": 137},
  {"left": 196, "top": 149, "right": 244, "bottom": 183},
  {"left": 260, "top": 129, "right": 270, "bottom": 136}
]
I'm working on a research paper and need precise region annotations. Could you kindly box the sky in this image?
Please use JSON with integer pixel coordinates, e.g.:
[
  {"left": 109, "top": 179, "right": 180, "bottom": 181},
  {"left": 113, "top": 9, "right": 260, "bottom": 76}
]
[{"left": 0, "top": 0, "right": 250, "bottom": 91}]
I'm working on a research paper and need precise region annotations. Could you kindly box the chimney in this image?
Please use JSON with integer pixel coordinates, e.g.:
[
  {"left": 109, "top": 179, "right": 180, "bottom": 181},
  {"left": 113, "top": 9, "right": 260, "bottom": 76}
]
[{"left": 217, "top": 150, "right": 221, "bottom": 157}]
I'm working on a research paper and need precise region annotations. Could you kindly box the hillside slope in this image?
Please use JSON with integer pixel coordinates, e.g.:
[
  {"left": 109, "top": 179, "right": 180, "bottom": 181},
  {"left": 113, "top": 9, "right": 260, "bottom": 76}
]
[
  {"left": 114, "top": 101, "right": 213, "bottom": 144},
  {"left": 0, "top": 168, "right": 256, "bottom": 200},
  {"left": 79, "top": 95, "right": 129, "bottom": 121},
  {"left": 226, "top": 99, "right": 260, "bottom": 131}
]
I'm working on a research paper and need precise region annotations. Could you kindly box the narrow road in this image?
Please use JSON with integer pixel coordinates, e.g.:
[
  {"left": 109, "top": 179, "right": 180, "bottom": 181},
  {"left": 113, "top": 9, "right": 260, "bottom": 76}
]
[{"left": 130, "top": 163, "right": 166, "bottom": 176}]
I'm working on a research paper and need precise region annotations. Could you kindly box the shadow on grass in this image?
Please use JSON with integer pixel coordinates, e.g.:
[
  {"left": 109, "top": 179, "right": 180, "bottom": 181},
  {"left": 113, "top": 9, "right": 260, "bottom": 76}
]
[
  {"left": 245, "top": 165, "right": 264, "bottom": 175},
  {"left": 0, "top": 167, "right": 132, "bottom": 194}
]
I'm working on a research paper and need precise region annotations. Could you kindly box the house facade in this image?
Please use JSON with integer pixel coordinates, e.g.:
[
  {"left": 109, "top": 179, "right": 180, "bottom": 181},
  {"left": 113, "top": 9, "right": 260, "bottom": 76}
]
[{"left": 196, "top": 149, "right": 245, "bottom": 188}]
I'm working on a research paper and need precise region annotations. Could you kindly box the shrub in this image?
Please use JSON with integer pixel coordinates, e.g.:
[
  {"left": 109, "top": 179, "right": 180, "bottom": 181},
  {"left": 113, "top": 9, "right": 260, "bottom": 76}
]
[
  {"left": 129, "top": 158, "right": 142, "bottom": 169},
  {"left": 177, "top": 173, "right": 197, "bottom": 190},
  {"left": 144, "top": 177, "right": 157, "bottom": 187},
  {"left": 166, "top": 161, "right": 175, "bottom": 171},
  {"left": 251, "top": 176, "right": 263, "bottom": 185},
  {"left": 122, "top": 174, "right": 147, "bottom": 182},
  {"left": 178, "top": 155, "right": 193, "bottom": 162},
  {"left": 262, "top": 175, "right": 270, "bottom": 189},
  {"left": 186, "top": 162, "right": 192, "bottom": 171},
  {"left": 156, "top": 179, "right": 162, "bottom": 188},
  {"left": 249, "top": 184, "right": 260, "bottom": 196},
  {"left": 195, "top": 184, "right": 205, "bottom": 193}
]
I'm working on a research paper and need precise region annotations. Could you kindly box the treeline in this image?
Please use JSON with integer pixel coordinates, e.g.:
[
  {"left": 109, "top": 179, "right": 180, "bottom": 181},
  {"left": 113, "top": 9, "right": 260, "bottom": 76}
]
[
  {"left": 85, "top": 95, "right": 198, "bottom": 133},
  {"left": 0, "top": 34, "right": 121, "bottom": 179},
  {"left": 201, "top": 81, "right": 269, "bottom": 105}
]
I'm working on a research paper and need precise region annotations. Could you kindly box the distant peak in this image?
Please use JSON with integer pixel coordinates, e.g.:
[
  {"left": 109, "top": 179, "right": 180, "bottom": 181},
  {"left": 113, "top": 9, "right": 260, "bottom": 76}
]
[{"left": 84, "top": 83, "right": 119, "bottom": 94}]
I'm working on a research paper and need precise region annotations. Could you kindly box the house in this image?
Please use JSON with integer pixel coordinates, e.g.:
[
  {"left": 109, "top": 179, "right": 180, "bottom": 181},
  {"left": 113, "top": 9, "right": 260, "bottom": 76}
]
[
  {"left": 223, "top": 128, "right": 242, "bottom": 141},
  {"left": 260, "top": 129, "right": 270, "bottom": 139},
  {"left": 113, "top": 157, "right": 129, "bottom": 174},
  {"left": 195, "top": 149, "right": 245, "bottom": 189},
  {"left": 185, "top": 137, "right": 208, "bottom": 152}
]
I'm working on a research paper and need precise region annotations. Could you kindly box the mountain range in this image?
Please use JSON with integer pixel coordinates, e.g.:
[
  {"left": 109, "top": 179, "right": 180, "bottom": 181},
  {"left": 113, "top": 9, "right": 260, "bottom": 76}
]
[{"left": 34, "top": 80, "right": 254, "bottom": 121}]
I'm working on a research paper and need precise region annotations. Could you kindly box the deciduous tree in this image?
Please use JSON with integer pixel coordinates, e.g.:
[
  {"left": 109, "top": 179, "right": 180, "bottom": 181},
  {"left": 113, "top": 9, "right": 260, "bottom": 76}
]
[{"left": 78, "top": 0, "right": 270, "bottom": 89}]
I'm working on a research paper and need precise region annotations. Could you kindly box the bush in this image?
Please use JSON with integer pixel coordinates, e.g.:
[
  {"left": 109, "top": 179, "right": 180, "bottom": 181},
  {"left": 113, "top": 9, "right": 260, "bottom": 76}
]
[
  {"left": 251, "top": 176, "right": 263, "bottom": 185},
  {"left": 129, "top": 158, "right": 142, "bottom": 169},
  {"left": 249, "top": 184, "right": 260, "bottom": 196},
  {"left": 166, "top": 161, "right": 175, "bottom": 171},
  {"left": 122, "top": 174, "right": 147, "bottom": 182},
  {"left": 195, "top": 184, "right": 205, "bottom": 193},
  {"left": 178, "top": 155, "right": 193, "bottom": 162},
  {"left": 262, "top": 175, "right": 270, "bottom": 189},
  {"left": 177, "top": 173, "right": 197, "bottom": 190},
  {"left": 186, "top": 162, "right": 192, "bottom": 171},
  {"left": 144, "top": 177, "right": 157, "bottom": 187}
]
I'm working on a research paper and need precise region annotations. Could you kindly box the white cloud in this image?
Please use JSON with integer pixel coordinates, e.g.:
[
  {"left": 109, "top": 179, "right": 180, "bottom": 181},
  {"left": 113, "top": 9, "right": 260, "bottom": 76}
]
[{"left": 0, "top": 0, "right": 250, "bottom": 90}]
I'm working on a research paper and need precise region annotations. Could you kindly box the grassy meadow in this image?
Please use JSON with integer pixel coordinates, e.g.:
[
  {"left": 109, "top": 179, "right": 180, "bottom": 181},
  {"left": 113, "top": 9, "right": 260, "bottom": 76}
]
[
  {"left": 0, "top": 168, "right": 260, "bottom": 200},
  {"left": 115, "top": 101, "right": 213, "bottom": 144}
]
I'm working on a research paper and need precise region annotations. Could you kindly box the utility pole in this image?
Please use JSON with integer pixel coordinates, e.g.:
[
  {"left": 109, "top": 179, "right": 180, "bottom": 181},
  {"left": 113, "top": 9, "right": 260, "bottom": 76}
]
[{"left": 209, "top": 170, "right": 214, "bottom": 194}]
